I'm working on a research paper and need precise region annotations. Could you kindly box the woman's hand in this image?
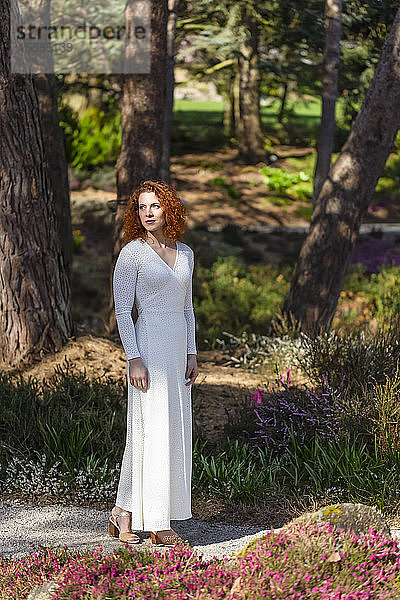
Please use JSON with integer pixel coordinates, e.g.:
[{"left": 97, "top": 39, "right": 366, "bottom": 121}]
[
  {"left": 185, "top": 354, "right": 199, "bottom": 386},
  {"left": 128, "top": 357, "right": 149, "bottom": 391}
]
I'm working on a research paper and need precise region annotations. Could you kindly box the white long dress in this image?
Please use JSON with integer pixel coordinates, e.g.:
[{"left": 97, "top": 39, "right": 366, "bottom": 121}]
[{"left": 112, "top": 237, "right": 197, "bottom": 531}]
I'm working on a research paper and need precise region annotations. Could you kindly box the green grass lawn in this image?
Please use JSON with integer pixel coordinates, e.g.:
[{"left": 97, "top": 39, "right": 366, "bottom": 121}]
[
  {"left": 173, "top": 97, "right": 323, "bottom": 119},
  {"left": 172, "top": 96, "right": 329, "bottom": 152},
  {"left": 172, "top": 96, "right": 354, "bottom": 153}
]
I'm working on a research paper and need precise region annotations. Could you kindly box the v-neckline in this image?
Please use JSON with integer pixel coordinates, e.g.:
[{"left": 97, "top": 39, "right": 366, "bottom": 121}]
[{"left": 144, "top": 240, "right": 179, "bottom": 273}]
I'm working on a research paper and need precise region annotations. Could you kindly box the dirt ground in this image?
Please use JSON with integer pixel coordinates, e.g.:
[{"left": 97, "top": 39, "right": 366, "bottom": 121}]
[{"left": 170, "top": 147, "right": 314, "bottom": 229}]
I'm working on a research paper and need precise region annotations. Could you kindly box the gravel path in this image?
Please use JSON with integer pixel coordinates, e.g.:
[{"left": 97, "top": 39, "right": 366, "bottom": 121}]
[
  {"left": 2, "top": 502, "right": 400, "bottom": 563},
  {"left": 0, "top": 502, "right": 278, "bottom": 561}
]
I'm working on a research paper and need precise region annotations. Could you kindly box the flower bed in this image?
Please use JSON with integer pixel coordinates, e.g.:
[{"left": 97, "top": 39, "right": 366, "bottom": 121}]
[{"left": 2, "top": 521, "right": 400, "bottom": 599}]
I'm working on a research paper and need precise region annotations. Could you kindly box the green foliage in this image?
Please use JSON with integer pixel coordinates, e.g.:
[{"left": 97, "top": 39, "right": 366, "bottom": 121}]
[
  {"left": 194, "top": 255, "right": 291, "bottom": 347},
  {"left": 368, "top": 266, "right": 400, "bottom": 325},
  {"left": 283, "top": 432, "right": 400, "bottom": 509},
  {"left": 210, "top": 176, "right": 226, "bottom": 186},
  {"left": 369, "top": 365, "right": 400, "bottom": 454},
  {"left": 341, "top": 261, "right": 371, "bottom": 295},
  {"left": 260, "top": 165, "right": 312, "bottom": 199},
  {"left": 298, "top": 320, "right": 400, "bottom": 397},
  {"left": 193, "top": 431, "right": 400, "bottom": 509},
  {"left": 337, "top": 42, "right": 375, "bottom": 130},
  {"left": 380, "top": 148, "right": 400, "bottom": 189},
  {"left": 0, "top": 359, "right": 126, "bottom": 467},
  {"left": 37, "top": 421, "right": 94, "bottom": 474},
  {"left": 72, "top": 229, "right": 85, "bottom": 253},
  {"left": 58, "top": 102, "right": 78, "bottom": 162},
  {"left": 334, "top": 264, "right": 400, "bottom": 332},
  {"left": 195, "top": 257, "right": 400, "bottom": 361},
  {"left": 60, "top": 100, "right": 121, "bottom": 169},
  {"left": 193, "top": 438, "right": 281, "bottom": 504},
  {"left": 336, "top": 0, "right": 398, "bottom": 139}
]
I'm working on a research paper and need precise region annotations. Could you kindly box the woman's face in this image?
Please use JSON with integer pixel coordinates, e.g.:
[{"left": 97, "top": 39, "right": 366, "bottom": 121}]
[{"left": 138, "top": 191, "right": 165, "bottom": 233}]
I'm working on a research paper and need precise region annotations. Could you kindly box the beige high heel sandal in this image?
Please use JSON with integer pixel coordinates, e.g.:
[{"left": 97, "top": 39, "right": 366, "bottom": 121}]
[
  {"left": 109, "top": 508, "right": 140, "bottom": 544},
  {"left": 150, "top": 529, "right": 185, "bottom": 546}
]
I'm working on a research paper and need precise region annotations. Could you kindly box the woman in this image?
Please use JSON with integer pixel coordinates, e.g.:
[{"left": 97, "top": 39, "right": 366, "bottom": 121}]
[{"left": 109, "top": 180, "right": 199, "bottom": 546}]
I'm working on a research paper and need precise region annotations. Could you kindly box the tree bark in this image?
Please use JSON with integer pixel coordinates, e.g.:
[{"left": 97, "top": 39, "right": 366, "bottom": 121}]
[
  {"left": 0, "top": 0, "right": 74, "bottom": 368},
  {"left": 233, "top": 69, "right": 241, "bottom": 139},
  {"left": 34, "top": 74, "right": 73, "bottom": 283},
  {"left": 161, "top": 0, "right": 179, "bottom": 183},
  {"left": 283, "top": 7, "right": 400, "bottom": 336},
  {"left": 278, "top": 81, "right": 288, "bottom": 124},
  {"left": 223, "top": 71, "right": 236, "bottom": 138},
  {"left": 312, "top": 0, "right": 342, "bottom": 210},
  {"left": 107, "top": 0, "right": 168, "bottom": 333},
  {"left": 18, "top": 0, "right": 73, "bottom": 283},
  {"left": 237, "top": 4, "right": 265, "bottom": 164}
]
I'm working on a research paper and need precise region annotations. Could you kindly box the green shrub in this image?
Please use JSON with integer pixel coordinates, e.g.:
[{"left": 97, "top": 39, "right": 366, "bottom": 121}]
[
  {"left": 193, "top": 430, "right": 400, "bottom": 509},
  {"left": 213, "top": 330, "right": 304, "bottom": 373},
  {"left": 297, "top": 320, "right": 400, "bottom": 397},
  {"left": 194, "top": 255, "right": 291, "bottom": 347},
  {"left": 0, "top": 359, "right": 126, "bottom": 466},
  {"left": 369, "top": 365, "right": 400, "bottom": 454},
  {"left": 260, "top": 165, "right": 312, "bottom": 197},
  {"left": 193, "top": 438, "right": 282, "bottom": 504},
  {"left": 259, "top": 165, "right": 313, "bottom": 211},
  {"left": 367, "top": 266, "right": 400, "bottom": 327},
  {"left": 334, "top": 263, "right": 400, "bottom": 332},
  {"left": 60, "top": 100, "right": 121, "bottom": 170}
]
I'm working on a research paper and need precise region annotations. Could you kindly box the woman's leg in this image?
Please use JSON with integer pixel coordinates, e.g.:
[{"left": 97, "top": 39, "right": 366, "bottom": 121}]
[{"left": 114, "top": 505, "right": 132, "bottom": 532}]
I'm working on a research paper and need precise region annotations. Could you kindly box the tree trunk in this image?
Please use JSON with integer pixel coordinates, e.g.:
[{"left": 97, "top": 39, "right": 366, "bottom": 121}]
[
  {"left": 223, "top": 71, "right": 236, "bottom": 138},
  {"left": 34, "top": 74, "right": 73, "bottom": 283},
  {"left": 233, "top": 69, "right": 241, "bottom": 139},
  {"left": 237, "top": 4, "right": 265, "bottom": 164},
  {"left": 0, "top": 0, "right": 74, "bottom": 368},
  {"left": 17, "top": 0, "right": 73, "bottom": 282},
  {"left": 161, "top": 0, "right": 179, "bottom": 183},
  {"left": 282, "top": 7, "right": 400, "bottom": 336},
  {"left": 107, "top": 0, "right": 168, "bottom": 333},
  {"left": 312, "top": 0, "right": 342, "bottom": 210},
  {"left": 278, "top": 80, "right": 288, "bottom": 123}
]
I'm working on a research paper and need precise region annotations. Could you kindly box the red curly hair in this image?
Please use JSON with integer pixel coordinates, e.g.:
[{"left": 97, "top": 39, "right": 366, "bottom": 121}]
[{"left": 122, "top": 180, "right": 187, "bottom": 245}]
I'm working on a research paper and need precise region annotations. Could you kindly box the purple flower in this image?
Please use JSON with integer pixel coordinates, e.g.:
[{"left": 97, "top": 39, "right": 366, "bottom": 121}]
[{"left": 351, "top": 239, "right": 400, "bottom": 273}]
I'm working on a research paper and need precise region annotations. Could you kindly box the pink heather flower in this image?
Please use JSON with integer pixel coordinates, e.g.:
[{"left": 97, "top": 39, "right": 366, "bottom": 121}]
[{"left": 251, "top": 388, "right": 263, "bottom": 406}]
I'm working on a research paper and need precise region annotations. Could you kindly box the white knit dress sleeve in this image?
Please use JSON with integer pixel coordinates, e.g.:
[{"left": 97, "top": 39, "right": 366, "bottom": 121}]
[
  {"left": 112, "top": 245, "right": 141, "bottom": 360},
  {"left": 184, "top": 247, "right": 197, "bottom": 355}
]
